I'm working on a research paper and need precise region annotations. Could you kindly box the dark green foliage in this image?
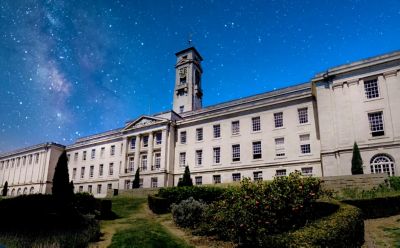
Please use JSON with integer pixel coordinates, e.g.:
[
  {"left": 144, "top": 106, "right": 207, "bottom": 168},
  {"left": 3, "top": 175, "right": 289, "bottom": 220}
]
[
  {"left": 2, "top": 181, "right": 8, "bottom": 196},
  {"left": 351, "top": 142, "right": 363, "bottom": 175},
  {"left": 73, "top": 192, "right": 115, "bottom": 219},
  {"left": 132, "top": 168, "right": 141, "bottom": 188},
  {"left": 52, "top": 151, "right": 74, "bottom": 200},
  {"left": 158, "top": 185, "right": 225, "bottom": 205},
  {"left": 342, "top": 195, "right": 400, "bottom": 219},
  {"left": 148, "top": 195, "right": 170, "bottom": 214},
  {"left": 259, "top": 202, "right": 364, "bottom": 248},
  {"left": 178, "top": 166, "right": 193, "bottom": 187},
  {"left": 199, "top": 172, "right": 321, "bottom": 246},
  {"left": 171, "top": 197, "right": 206, "bottom": 228},
  {"left": 389, "top": 176, "right": 400, "bottom": 191}
]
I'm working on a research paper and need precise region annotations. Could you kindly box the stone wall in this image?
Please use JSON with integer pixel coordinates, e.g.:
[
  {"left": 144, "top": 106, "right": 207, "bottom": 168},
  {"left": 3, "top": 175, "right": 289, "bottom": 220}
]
[{"left": 321, "top": 174, "right": 388, "bottom": 191}]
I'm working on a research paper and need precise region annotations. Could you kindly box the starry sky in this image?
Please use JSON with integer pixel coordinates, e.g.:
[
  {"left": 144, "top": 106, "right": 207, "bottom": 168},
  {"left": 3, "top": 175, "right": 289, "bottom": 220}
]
[{"left": 1, "top": 0, "right": 400, "bottom": 153}]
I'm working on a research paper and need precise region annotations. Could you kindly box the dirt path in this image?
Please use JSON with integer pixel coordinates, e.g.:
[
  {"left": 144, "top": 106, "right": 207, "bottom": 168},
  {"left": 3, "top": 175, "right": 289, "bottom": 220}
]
[{"left": 363, "top": 214, "right": 400, "bottom": 248}]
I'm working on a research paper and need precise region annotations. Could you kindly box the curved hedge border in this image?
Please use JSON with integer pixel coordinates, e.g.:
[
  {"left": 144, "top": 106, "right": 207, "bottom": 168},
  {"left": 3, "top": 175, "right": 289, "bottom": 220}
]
[
  {"left": 261, "top": 202, "right": 364, "bottom": 248},
  {"left": 342, "top": 195, "right": 400, "bottom": 219},
  {"left": 148, "top": 195, "right": 170, "bottom": 214}
]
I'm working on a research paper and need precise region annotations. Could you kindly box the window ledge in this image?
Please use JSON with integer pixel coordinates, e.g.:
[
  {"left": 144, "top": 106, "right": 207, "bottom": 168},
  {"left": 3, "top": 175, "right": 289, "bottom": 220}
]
[
  {"left": 297, "top": 123, "right": 311, "bottom": 127},
  {"left": 368, "top": 135, "right": 388, "bottom": 141},
  {"left": 231, "top": 161, "right": 242, "bottom": 164},
  {"left": 364, "top": 97, "right": 383, "bottom": 103},
  {"left": 231, "top": 134, "right": 241, "bottom": 137},
  {"left": 195, "top": 140, "right": 204, "bottom": 143},
  {"left": 273, "top": 127, "right": 285, "bottom": 131},
  {"left": 212, "top": 137, "right": 221, "bottom": 140},
  {"left": 252, "top": 158, "right": 263, "bottom": 162},
  {"left": 299, "top": 153, "right": 313, "bottom": 157},
  {"left": 274, "top": 156, "right": 287, "bottom": 160},
  {"left": 251, "top": 130, "right": 262, "bottom": 134}
]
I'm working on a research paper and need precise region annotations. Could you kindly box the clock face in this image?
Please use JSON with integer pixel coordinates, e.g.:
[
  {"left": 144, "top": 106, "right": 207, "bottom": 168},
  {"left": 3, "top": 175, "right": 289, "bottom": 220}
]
[{"left": 179, "top": 67, "right": 187, "bottom": 78}]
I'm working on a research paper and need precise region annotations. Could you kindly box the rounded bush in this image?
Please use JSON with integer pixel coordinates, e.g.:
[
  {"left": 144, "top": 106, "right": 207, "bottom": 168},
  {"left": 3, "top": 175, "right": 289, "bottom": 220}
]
[{"left": 171, "top": 197, "right": 207, "bottom": 228}]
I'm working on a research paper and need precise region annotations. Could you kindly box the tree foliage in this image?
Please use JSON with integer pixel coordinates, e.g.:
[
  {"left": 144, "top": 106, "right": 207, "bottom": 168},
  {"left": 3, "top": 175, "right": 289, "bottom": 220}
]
[
  {"left": 178, "top": 166, "right": 193, "bottom": 187},
  {"left": 351, "top": 142, "right": 363, "bottom": 175},
  {"left": 52, "top": 151, "right": 74, "bottom": 200},
  {"left": 132, "top": 168, "right": 141, "bottom": 188},
  {"left": 2, "top": 181, "right": 8, "bottom": 196}
]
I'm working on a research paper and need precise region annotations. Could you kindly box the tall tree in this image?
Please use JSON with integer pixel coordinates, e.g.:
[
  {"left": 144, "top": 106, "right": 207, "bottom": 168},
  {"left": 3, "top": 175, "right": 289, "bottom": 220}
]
[
  {"left": 132, "top": 168, "right": 141, "bottom": 189},
  {"left": 351, "top": 142, "right": 364, "bottom": 175},
  {"left": 178, "top": 166, "right": 193, "bottom": 187},
  {"left": 52, "top": 151, "right": 74, "bottom": 200},
  {"left": 2, "top": 181, "right": 8, "bottom": 196}
]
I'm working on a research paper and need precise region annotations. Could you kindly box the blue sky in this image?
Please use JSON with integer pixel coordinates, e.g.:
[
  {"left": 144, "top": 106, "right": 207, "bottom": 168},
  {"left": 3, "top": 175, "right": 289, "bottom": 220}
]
[{"left": 0, "top": 0, "right": 399, "bottom": 153}]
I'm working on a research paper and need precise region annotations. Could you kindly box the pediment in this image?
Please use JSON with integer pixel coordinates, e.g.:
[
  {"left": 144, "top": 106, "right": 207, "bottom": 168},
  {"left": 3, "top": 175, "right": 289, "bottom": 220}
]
[{"left": 124, "top": 115, "right": 165, "bottom": 130}]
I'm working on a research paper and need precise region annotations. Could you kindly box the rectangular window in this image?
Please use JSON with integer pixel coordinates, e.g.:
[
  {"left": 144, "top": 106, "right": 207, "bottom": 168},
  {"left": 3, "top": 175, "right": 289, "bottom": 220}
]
[
  {"left": 298, "top": 108, "right": 308, "bottom": 124},
  {"left": 110, "top": 145, "right": 115, "bottom": 156},
  {"left": 128, "top": 157, "right": 135, "bottom": 172},
  {"left": 196, "top": 128, "right": 203, "bottom": 141},
  {"left": 91, "top": 149, "right": 95, "bottom": 159},
  {"left": 196, "top": 150, "right": 203, "bottom": 166},
  {"left": 254, "top": 171, "right": 263, "bottom": 181},
  {"left": 301, "top": 167, "right": 313, "bottom": 176},
  {"left": 232, "top": 144, "right": 240, "bottom": 162},
  {"left": 109, "top": 163, "right": 114, "bottom": 175},
  {"left": 275, "top": 137, "right": 285, "bottom": 157},
  {"left": 83, "top": 151, "right": 87, "bottom": 161},
  {"left": 130, "top": 137, "right": 136, "bottom": 149},
  {"left": 195, "top": 176, "right": 202, "bottom": 185},
  {"left": 107, "top": 183, "right": 112, "bottom": 190},
  {"left": 180, "top": 131, "right": 187, "bottom": 144},
  {"left": 231, "top": 121, "right": 240, "bottom": 135},
  {"left": 139, "top": 178, "right": 143, "bottom": 188},
  {"left": 213, "top": 175, "right": 221, "bottom": 184},
  {"left": 100, "top": 147, "right": 105, "bottom": 157},
  {"left": 151, "top": 177, "right": 158, "bottom": 188},
  {"left": 213, "top": 147, "right": 221, "bottom": 164},
  {"left": 179, "top": 152, "right": 186, "bottom": 167},
  {"left": 155, "top": 133, "right": 162, "bottom": 145},
  {"left": 368, "top": 111, "right": 384, "bottom": 136},
  {"left": 276, "top": 169, "right": 286, "bottom": 177},
  {"left": 72, "top": 168, "right": 77, "bottom": 179},
  {"left": 79, "top": 186, "right": 83, "bottom": 192},
  {"left": 143, "top": 136, "right": 149, "bottom": 147},
  {"left": 179, "top": 105, "right": 184, "bottom": 113},
  {"left": 99, "top": 164, "right": 104, "bottom": 176},
  {"left": 80, "top": 167, "right": 85, "bottom": 179},
  {"left": 300, "top": 134, "right": 311, "bottom": 154},
  {"left": 88, "top": 185, "right": 92, "bottom": 194},
  {"left": 97, "top": 184, "right": 102, "bottom": 194},
  {"left": 232, "top": 173, "right": 241, "bottom": 182},
  {"left": 274, "top": 112, "right": 283, "bottom": 128},
  {"left": 154, "top": 153, "right": 161, "bottom": 169},
  {"left": 89, "top": 165, "right": 94, "bottom": 178},
  {"left": 252, "top": 141, "right": 262, "bottom": 159},
  {"left": 125, "top": 180, "right": 131, "bottom": 189},
  {"left": 213, "top": 124, "right": 221, "bottom": 138},
  {"left": 252, "top": 116, "right": 261, "bottom": 132},
  {"left": 364, "top": 79, "right": 379, "bottom": 99},
  {"left": 141, "top": 155, "right": 147, "bottom": 171}
]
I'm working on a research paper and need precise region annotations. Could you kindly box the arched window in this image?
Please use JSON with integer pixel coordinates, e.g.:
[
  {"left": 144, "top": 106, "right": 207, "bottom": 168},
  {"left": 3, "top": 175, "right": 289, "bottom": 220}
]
[
  {"left": 17, "top": 188, "right": 21, "bottom": 196},
  {"left": 29, "top": 187, "right": 34, "bottom": 194},
  {"left": 370, "top": 154, "right": 395, "bottom": 176},
  {"left": 23, "top": 187, "right": 28, "bottom": 195},
  {"left": 11, "top": 189, "right": 15, "bottom": 196}
]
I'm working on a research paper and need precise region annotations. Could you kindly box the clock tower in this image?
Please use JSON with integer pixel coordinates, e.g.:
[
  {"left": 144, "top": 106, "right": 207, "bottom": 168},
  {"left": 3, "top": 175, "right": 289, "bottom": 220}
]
[{"left": 172, "top": 47, "right": 203, "bottom": 114}]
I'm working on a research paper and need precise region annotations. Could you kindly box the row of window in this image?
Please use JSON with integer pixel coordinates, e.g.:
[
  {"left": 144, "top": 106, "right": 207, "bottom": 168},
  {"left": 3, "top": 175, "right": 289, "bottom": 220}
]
[
  {"left": 72, "top": 163, "right": 114, "bottom": 180},
  {"left": 69, "top": 144, "right": 119, "bottom": 163},
  {"left": 127, "top": 152, "right": 161, "bottom": 172},
  {"left": 180, "top": 108, "right": 309, "bottom": 144},
  {"left": 6, "top": 186, "right": 35, "bottom": 196},
  {"left": 0, "top": 153, "right": 40, "bottom": 170},
  {"left": 77, "top": 183, "right": 113, "bottom": 194},
  {"left": 186, "top": 167, "right": 313, "bottom": 185},
  {"left": 179, "top": 134, "right": 311, "bottom": 166},
  {"left": 124, "top": 177, "right": 158, "bottom": 189},
  {"left": 129, "top": 133, "right": 162, "bottom": 150}
]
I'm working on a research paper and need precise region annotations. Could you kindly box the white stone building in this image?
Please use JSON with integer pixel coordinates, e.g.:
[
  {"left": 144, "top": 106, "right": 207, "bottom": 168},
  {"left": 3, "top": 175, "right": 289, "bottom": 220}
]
[
  {"left": 0, "top": 143, "right": 65, "bottom": 196},
  {"left": 1, "top": 47, "right": 399, "bottom": 197}
]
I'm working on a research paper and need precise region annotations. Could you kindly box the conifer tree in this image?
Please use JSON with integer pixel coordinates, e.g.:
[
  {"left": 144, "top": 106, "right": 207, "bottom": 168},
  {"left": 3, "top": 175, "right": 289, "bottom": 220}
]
[
  {"left": 351, "top": 142, "right": 364, "bottom": 175},
  {"left": 2, "top": 181, "right": 8, "bottom": 196},
  {"left": 52, "top": 151, "right": 74, "bottom": 200},
  {"left": 178, "top": 166, "right": 193, "bottom": 187},
  {"left": 132, "top": 168, "right": 141, "bottom": 188}
]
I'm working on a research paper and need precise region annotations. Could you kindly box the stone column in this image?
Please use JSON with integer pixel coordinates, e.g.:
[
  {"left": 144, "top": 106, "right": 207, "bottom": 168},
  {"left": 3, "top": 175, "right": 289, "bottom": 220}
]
[
  {"left": 134, "top": 135, "right": 141, "bottom": 171},
  {"left": 160, "top": 129, "right": 167, "bottom": 171},
  {"left": 121, "top": 137, "right": 128, "bottom": 174},
  {"left": 148, "top": 132, "right": 154, "bottom": 170}
]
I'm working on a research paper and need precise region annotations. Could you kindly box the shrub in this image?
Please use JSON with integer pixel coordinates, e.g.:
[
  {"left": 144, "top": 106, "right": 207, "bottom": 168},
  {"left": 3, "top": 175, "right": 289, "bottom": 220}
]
[
  {"left": 171, "top": 197, "right": 207, "bottom": 228},
  {"left": 148, "top": 195, "right": 170, "bottom": 214},
  {"left": 389, "top": 176, "right": 400, "bottom": 191},
  {"left": 351, "top": 142, "right": 363, "bottom": 175},
  {"left": 342, "top": 194, "right": 400, "bottom": 219},
  {"left": 132, "top": 168, "right": 141, "bottom": 189},
  {"left": 158, "top": 185, "right": 225, "bottom": 205},
  {"left": 2, "top": 181, "right": 8, "bottom": 196},
  {"left": 199, "top": 172, "right": 321, "bottom": 245},
  {"left": 52, "top": 151, "right": 74, "bottom": 201},
  {"left": 178, "top": 166, "right": 193, "bottom": 187},
  {"left": 260, "top": 202, "right": 364, "bottom": 248}
]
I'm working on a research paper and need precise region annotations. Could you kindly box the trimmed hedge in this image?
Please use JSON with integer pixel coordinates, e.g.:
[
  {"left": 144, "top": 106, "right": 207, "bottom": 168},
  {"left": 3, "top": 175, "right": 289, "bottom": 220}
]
[
  {"left": 261, "top": 202, "right": 364, "bottom": 248},
  {"left": 342, "top": 195, "right": 400, "bottom": 219},
  {"left": 149, "top": 186, "right": 226, "bottom": 214},
  {"left": 148, "top": 195, "right": 170, "bottom": 214},
  {"left": 74, "top": 192, "right": 113, "bottom": 219}
]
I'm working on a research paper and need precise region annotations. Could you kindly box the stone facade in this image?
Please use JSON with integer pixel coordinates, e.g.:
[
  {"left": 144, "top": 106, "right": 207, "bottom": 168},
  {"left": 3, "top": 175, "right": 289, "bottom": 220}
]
[{"left": 1, "top": 47, "right": 399, "bottom": 197}]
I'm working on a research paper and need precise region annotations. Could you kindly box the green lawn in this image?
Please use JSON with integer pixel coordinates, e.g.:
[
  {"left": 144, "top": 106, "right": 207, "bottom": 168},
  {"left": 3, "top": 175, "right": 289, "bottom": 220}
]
[{"left": 96, "top": 196, "right": 192, "bottom": 248}]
